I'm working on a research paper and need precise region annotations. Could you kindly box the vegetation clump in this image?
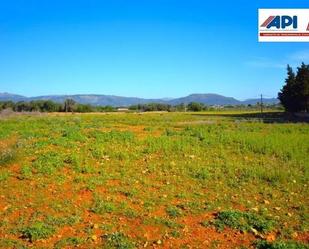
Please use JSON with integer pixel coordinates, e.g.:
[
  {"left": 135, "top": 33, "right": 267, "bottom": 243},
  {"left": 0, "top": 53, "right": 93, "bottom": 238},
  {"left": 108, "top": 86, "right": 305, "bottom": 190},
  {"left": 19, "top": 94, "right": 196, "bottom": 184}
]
[
  {"left": 166, "top": 206, "right": 183, "bottom": 218},
  {"left": 278, "top": 63, "right": 309, "bottom": 112},
  {"left": 90, "top": 197, "right": 117, "bottom": 214},
  {"left": 255, "top": 240, "right": 309, "bottom": 249},
  {"left": 0, "top": 147, "right": 16, "bottom": 166},
  {"left": 213, "top": 210, "right": 274, "bottom": 234},
  {"left": 103, "top": 232, "right": 135, "bottom": 249},
  {"left": 21, "top": 222, "right": 55, "bottom": 242}
]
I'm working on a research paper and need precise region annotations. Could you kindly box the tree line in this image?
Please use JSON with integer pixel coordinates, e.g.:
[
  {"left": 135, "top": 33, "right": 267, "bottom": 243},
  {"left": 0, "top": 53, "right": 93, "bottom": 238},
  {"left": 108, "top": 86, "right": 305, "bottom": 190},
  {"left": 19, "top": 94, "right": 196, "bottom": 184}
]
[
  {"left": 0, "top": 99, "right": 116, "bottom": 113},
  {"left": 278, "top": 63, "right": 309, "bottom": 112},
  {"left": 0, "top": 99, "right": 276, "bottom": 113}
]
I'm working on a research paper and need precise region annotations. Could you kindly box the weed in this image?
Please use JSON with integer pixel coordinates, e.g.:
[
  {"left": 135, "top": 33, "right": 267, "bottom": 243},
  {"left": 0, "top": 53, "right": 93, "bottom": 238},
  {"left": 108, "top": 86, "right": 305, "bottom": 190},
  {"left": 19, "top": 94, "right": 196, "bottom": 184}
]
[
  {"left": 0, "top": 170, "right": 10, "bottom": 181},
  {"left": 143, "top": 217, "right": 183, "bottom": 229},
  {"left": 103, "top": 232, "right": 135, "bottom": 249},
  {"left": 0, "top": 238, "right": 27, "bottom": 249},
  {"left": 21, "top": 222, "right": 55, "bottom": 242},
  {"left": 32, "top": 151, "right": 64, "bottom": 175},
  {"left": 170, "top": 230, "right": 181, "bottom": 238},
  {"left": 54, "top": 237, "right": 85, "bottom": 249},
  {"left": 191, "top": 167, "right": 209, "bottom": 180},
  {"left": 0, "top": 147, "right": 16, "bottom": 166},
  {"left": 166, "top": 206, "right": 182, "bottom": 218},
  {"left": 19, "top": 165, "right": 32, "bottom": 179},
  {"left": 45, "top": 215, "right": 81, "bottom": 227},
  {"left": 254, "top": 240, "right": 309, "bottom": 249},
  {"left": 91, "top": 197, "right": 117, "bottom": 214},
  {"left": 213, "top": 210, "right": 274, "bottom": 233}
]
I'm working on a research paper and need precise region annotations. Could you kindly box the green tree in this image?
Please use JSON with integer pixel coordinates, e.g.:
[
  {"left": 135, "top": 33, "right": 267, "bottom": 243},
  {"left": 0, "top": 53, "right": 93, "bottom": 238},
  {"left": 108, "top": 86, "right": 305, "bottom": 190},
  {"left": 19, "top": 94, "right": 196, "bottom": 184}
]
[
  {"left": 278, "top": 63, "right": 309, "bottom": 112},
  {"left": 64, "top": 99, "right": 76, "bottom": 112},
  {"left": 295, "top": 63, "right": 309, "bottom": 112},
  {"left": 187, "top": 102, "right": 204, "bottom": 112}
]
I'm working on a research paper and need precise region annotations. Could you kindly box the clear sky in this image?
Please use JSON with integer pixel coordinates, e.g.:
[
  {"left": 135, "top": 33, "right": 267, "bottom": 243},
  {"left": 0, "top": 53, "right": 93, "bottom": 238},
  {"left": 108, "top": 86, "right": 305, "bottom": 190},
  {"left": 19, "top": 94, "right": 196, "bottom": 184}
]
[{"left": 0, "top": 0, "right": 308, "bottom": 100}]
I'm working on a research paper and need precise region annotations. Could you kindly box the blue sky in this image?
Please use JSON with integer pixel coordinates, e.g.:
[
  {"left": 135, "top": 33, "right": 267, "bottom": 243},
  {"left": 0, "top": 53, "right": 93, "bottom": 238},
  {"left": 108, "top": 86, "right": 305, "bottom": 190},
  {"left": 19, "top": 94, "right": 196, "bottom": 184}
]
[{"left": 0, "top": 0, "right": 308, "bottom": 99}]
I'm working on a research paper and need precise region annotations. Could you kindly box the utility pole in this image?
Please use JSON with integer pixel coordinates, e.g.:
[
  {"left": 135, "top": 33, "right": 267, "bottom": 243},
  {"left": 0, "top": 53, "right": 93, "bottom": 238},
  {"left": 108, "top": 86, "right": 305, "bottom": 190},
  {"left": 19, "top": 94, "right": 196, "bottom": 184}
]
[{"left": 260, "top": 94, "right": 263, "bottom": 114}]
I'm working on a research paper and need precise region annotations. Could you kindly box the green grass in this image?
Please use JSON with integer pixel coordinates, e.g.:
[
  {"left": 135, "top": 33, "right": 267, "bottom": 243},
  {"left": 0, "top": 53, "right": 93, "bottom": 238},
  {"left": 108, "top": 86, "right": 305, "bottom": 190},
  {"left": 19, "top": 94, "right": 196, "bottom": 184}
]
[
  {"left": 255, "top": 240, "right": 309, "bottom": 249},
  {"left": 91, "top": 197, "right": 117, "bottom": 214},
  {"left": 103, "top": 232, "right": 135, "bottom": 249},
  {"left": 0, "top": 170, "right": 10, "bottom": 181},
  {"left": 0, "top": 111, "right": 308, "bottom": 248},
  {"left": 21, "top": 222, "right": 55, "bottom": 242},
  {"left": 0, "top": 147, "right": 17, "bottom": 166},
  {"left": 54, "top": 237, "right": 85, "bottom": 249},
  {"left": 212, "top": 210, "right": 274, "bottom": 234},
  {"left": 166, "top": 206, "right": 183, "bottom": 218}
]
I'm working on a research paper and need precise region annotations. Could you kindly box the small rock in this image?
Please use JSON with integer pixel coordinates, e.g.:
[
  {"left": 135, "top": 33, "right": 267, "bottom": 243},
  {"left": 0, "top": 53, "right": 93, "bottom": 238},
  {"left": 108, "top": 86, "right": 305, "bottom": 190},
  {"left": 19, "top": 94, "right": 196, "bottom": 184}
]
[
  {"left": 250, "top": 228, "right": 259, "bottom": 236},
  {"left": 156, "top": 239, "right": 162, "bottom": 245}
]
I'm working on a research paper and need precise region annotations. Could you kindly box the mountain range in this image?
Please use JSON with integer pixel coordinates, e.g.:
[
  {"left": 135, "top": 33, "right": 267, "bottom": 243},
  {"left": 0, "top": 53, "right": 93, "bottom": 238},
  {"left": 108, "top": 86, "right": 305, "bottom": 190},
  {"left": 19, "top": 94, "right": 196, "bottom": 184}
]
[{"left": 0, "top": 93, "right": 279, "bottom": 107}]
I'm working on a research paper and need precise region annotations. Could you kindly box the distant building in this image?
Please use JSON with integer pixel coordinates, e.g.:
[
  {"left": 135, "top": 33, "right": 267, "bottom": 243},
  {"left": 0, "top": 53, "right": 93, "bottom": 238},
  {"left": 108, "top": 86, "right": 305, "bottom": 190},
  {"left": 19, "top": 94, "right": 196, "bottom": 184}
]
[{"left": 117, "top": 107, "right": 129, "bottom": 112}]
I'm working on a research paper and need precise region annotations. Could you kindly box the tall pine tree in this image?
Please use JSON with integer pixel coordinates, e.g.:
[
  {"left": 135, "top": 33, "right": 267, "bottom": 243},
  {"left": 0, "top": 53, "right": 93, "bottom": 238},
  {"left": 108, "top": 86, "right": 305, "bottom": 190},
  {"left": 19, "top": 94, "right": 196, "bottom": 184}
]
[
  {"left": 278, "top": 63, "right": 309, "bottom": 112},
  {"left": 295, "top": 63, "right": 309, "bottom": 112}
]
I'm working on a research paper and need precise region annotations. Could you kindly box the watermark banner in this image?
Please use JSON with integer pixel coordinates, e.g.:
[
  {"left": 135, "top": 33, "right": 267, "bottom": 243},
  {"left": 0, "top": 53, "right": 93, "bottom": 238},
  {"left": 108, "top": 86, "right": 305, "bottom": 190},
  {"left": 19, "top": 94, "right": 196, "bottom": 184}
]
[{"left": 258, "top": 9, "right": 309, "bottom": 42}]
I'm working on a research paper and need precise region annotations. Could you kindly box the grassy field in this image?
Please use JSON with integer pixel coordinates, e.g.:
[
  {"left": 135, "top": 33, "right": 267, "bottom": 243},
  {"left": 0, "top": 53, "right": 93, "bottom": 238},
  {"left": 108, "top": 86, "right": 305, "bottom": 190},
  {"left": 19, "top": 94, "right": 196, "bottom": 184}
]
[{"left": 0, "top": 111, "right": 308, "bottom": 249}]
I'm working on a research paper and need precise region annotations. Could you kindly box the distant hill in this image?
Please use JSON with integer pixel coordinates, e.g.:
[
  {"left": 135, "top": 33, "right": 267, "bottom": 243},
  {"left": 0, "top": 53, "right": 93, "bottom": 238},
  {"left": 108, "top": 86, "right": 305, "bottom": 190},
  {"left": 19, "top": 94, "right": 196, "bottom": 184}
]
[
  {"left": 29, "top": 94, "right": 165, "bottom": 106},
  {"left": 0, "top": 92, "right": 279, "bottom": 107},
  {"left": 0, "top": 93, "right": 27, "bottom": 102},
  {"left": 241, "top": 98, "right": 279, "bottom": 105},
  {"left": 168, "top": 94, "right": 241, "bottom": 105}
]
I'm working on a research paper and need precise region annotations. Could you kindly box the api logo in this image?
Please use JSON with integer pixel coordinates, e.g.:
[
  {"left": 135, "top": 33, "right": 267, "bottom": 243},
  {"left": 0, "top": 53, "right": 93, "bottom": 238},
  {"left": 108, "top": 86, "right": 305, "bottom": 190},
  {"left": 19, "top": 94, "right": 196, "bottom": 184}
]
[
  {"left": 259, "top": 9, "right": 309, "bottom": 42},
  {"left": 261, "top": 16, "right": 297, "bottom": 29}
]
